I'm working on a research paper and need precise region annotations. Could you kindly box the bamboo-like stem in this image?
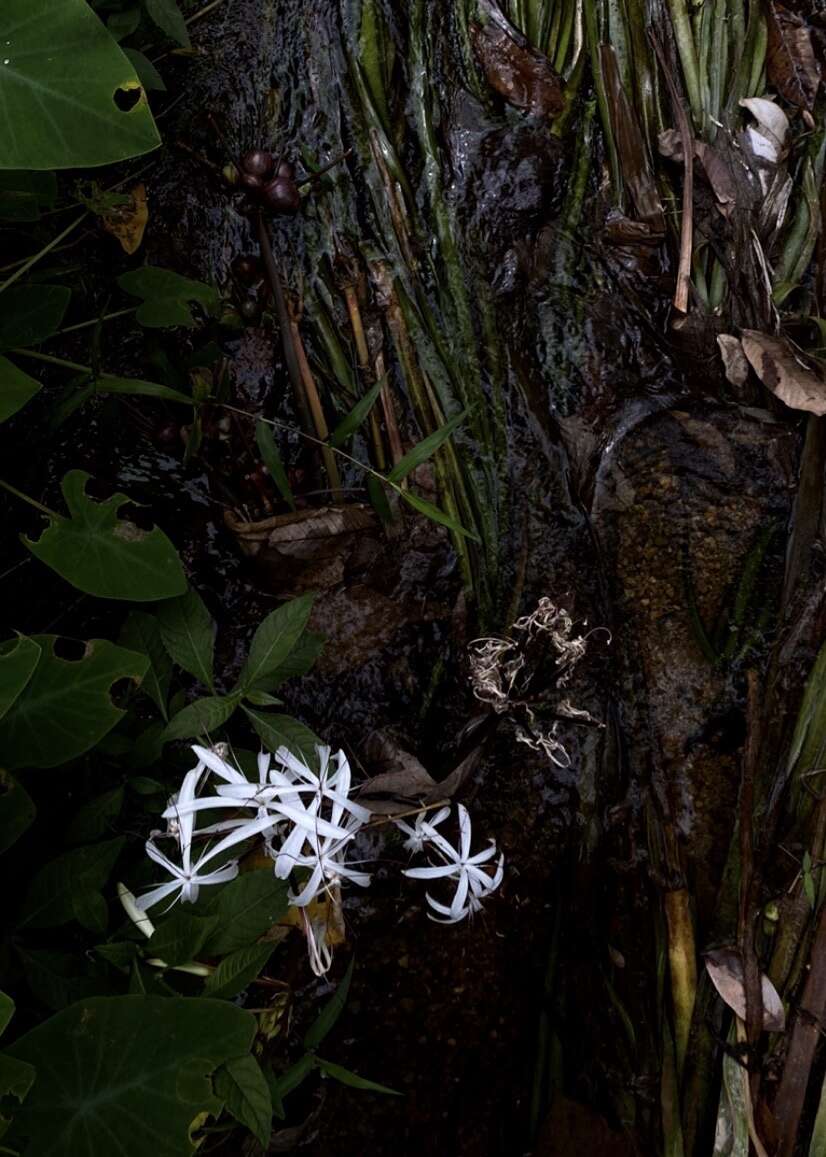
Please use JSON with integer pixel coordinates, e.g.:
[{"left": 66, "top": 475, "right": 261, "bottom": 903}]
[
  {"left": 666, "top": 0, "right": 703, "bottom": 124},
  {"left": 289, "top": 320, "right": 343, "bottom": 502},
  {"left": 0, "top": 212, "right": 87, "bottom": 296},
  {"left": 342, "top": 283, "right": 386, "bottom": 471},
  {"left": 664, "top": 888, "right": 697, "bottom": 1080},
  {"left": 375, "top": 350, "right": 404, "bottom": 469}
]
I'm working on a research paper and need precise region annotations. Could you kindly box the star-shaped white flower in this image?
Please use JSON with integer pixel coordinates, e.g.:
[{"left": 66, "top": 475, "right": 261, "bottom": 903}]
[
  {"left": 394, "top": 805, "right": 450, "bottom": 854},
  {"left": 402, "top": 804, "right": 504, "bottom": 923}
]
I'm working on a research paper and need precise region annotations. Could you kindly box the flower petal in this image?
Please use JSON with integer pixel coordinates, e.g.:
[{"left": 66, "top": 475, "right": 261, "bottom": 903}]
[{"left": 403, "top": 864, "right": 458, "bottom": 880}]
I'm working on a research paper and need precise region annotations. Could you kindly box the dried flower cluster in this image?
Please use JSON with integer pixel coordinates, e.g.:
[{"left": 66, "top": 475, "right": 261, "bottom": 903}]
[{"left": 468, "top": 597, "right": 603, "bottom": 767}]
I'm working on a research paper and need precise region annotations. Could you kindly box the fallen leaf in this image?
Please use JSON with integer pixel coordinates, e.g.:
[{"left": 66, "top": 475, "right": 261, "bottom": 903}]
[
  {"left": 740, "top": 97, "right": 790, "bottom": 162},
  {"left": 601, "top": 45, "right": 664, "bottom": 230},
  {"left": 357, "top": 729, "right": 485, "bottom": 809},
  {"left": 694, "top": 142, "right": 738, "bottom": 217},
  {"left": 470, "top": 0, "right": 564, "bottom": 116},
  {"left": 705, "top": 947, "right": 786, "bottom": 1031},
  {"left": 101, "top": 183, "right": 148, "bottom": 255},
  {"left": 741, "top": 329, "right": 826, "bottom": 415},
  {"left": 717, "top": 334, "right": 750, "bottom": 386},
  {"left": 766, "top": 2, "right": 821, "bottom": 112}
]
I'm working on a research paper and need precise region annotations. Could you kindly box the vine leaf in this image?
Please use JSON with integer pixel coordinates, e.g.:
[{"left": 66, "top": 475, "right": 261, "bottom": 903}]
[
  {"left": 117, "top": 267, "right": 220, "bottom": 328},
  {"left": 156, "top": 589, "right": 215, "bottom": 690},
  {"left": 767, "top": 2, "right": 821, "bottom": 112},
  {"left": 0, "top": 635, "right": 148, "bottom": 769},
  {"left": 143, "top": 0, "right": 191, "bottom": 49},
  {"left": 237, "top": 595, "right": 315, "bottom": 694},
  {"left": 162, "top": 694, "right": 239, "bottom": 742},
  {"left": 0, "top": 770, "right": 36, "bottom": 855},
  {"left": 4, "top": 996, "right": 256, "bottom": 1157},
  {"left": 213, "top": 1055, "right": 272, "bottom": 1148},
  {"left": 24, "top": 470, "right": 187, "bottom": 601},
  {"left": 0, "top": 285, "right": 71, "bottom": 352},
  {"left": 20, "top": 836, "right": 125, "bottom": 931}
]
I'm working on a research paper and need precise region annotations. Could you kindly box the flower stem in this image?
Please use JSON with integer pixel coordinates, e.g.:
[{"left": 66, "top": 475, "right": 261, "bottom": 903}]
[
  {"left": 0, "top": 212, "right": 88, "bottom": 296},
  {"left": 0, "top": 477, "right": 60, "bottom": 519}
]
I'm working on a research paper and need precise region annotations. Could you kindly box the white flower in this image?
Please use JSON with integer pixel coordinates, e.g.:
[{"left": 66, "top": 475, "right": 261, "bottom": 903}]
[
  {"left": 288, "top": 815, "right": 372, "bottom": 908},
  {"left": 394, "top": 805, "right": 450, "bottom": 854},
  {"left": 403, "top": 804, "right": 504, "bottom": 923}
]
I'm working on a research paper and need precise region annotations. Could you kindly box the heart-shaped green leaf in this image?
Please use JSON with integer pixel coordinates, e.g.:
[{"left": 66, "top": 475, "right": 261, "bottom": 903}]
[
  {"left": 0, "top": 635, "right": 149, "bottom": 768},
  {"left": 4, "top": 996, "right": 256, "bottom": 1156},
  {"left": 117, "top": 267, "right": 220, "bottom": 328},
  {"left": 25, "top": 471, "right": 187, "bottom": 601},
  {"left": 19, "top": 836, "right": 124, "bottom": 930},
  {"left": 0, "top": 285, "right": 71, "bottom": 352},
  {"left": 0, "top": 0, "right": 161, "bottom": 170},
  {"left": 0, "top": 636, "right": 41, "bottom": 721},
  {"left": 0, "top": 769, "right": 36, "bottom": 854},
  {"left": 0, "top": 358, "right": 41, "bottom": 423}
]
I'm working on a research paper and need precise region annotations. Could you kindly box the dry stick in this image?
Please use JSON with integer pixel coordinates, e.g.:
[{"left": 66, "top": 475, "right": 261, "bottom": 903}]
[
  {"left": 342, "top": 283, "right": 386, "bottom": 471},
  {"left": 288, "top": 318, "right": 343, "bottom": 502},
  {"left": 375, "top": 350, "right": 404, "bottom": 469},
  {"left": 774, "top": 903, "right": 826, "bottom": 1157},
  {"left": 664, "top": 888, "right": 697, "bottom": 1081},
  {"left": 739, "top": 671, "right": 764, "bottom": 1097},
  {"left": 650, "top": 33, "right": 694, "bottom": 313},
  {"left": 255, "top": 212, "right": 314, "bottom": 438}
]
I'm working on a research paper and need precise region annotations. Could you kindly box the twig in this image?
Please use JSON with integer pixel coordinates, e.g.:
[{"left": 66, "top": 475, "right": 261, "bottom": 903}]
[
  {"left": 650, "top": 33, "right": 694, "bottom": 314},
  {"left": 739, "top": 671, "right": 764, "bottom": 1096}
]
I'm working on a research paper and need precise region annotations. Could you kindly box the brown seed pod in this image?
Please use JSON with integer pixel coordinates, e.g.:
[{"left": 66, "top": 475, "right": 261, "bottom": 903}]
[
  {"left": 260, "top": 176, "right": 301, "bottom": 215},
  {"left": 241, "top": 149, "right": 275, "bottom": 179},
  {"left": 239, "top": 170, "right": 264, "bottom": 195}
]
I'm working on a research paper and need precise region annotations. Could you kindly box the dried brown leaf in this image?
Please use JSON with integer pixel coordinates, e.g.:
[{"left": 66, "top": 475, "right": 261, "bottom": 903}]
[
  {"left": 601, "top": 45, "right": 664, "bottom": 231},
  {"left": 357, "top": 731, "right": 482, "bottom": 807},
  {"left": 717, "top": 334, "right": 750, "bottom": 386},
  {"left": 741, "top": 329, "right": 826, "bottom": 415},
  {"left": 705, "top": 947, "right": 786, "bottom": 1031},
  {"left": 470, "top": 1, "right": 564, "bottom": 116},
  {"left": 767, "top": 2, "right": 821, "bottom": 112},
  {"left": 101, "top": 183, "right": 148, "bottom": 255}
]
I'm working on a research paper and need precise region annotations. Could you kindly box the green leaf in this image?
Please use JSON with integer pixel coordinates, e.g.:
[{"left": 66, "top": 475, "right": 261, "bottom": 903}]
[
  {"left": 238, "top": 595, "right": 315, "bottom": 694},
  {"left": 107, "top": 7, "right": 141, "bottom": 40},
  {"left": 0, "top": 635, "right": 149, "bottom": 769},
  {"left": 271, "top": 1053, "right": 316, "bottom": 1101},
  {"left": 205, "top": 870, "right": 289, "bottom": 956},
  {"left": 329, "top": 378, "right": 384, "bottom": 447},
  {"left": 303, "top": 958, "right": 354, "bottom": 1051},
  {"left": 244, "top": 689, "right": 284, "bottom": 707},
  {"left": 0, "top": 991, "right": 13, "bottom": 1037},
  {"left": 0, "top": 170, "right": 57, "bottom": 221},
  {"left": 16, "top": 947, "right": 99, "bottom": 1011},
  {"left": 4, "top": 996, "right": 256, "bottom": 1156},
  {"left": 316, "top": 1057, "right": 401, "bottom": 1095},
  {"left": 386, "top": 412, "right": 465, "bottom": 483},
  {"left": 20, "top": 836, "right": 124, "bottom": 930},
  {"left": 143, "top": 0, "right": 190, "bottom": 47},
  {"left": 24, "top": 471, "right": 187, "bottom": 601},
  {"left": 93, "top": 375, "right": 194, "bottom": 405},
  {"left": 0, "top": 769, "right": 35, "bottom": 854},
  {"left": 0, "top": 0, "right": 161, "bottom": 170},
  {"left": 0, "top": 636, "right": 40, "bottom": 721},
  {"left": 123, "top": 47, "right": 167, "bottom": 92},
  {"left": 203, "top": 943, "right": 274, "bottom": 1001},
  {"left": 398, "top": 487, "right": 480, "bottom": 541},
  {"left": 242, "top": 707, "right": 320, "bottom": 766},
  {"left": 162, "top": 694, "right": 238, "bottom": 742},
  {"left": 94, "top": 941, "right": 140, "bottom": 970},
  {"left": 0, "top": 285, "right": 71, "bottom": 351},
  {"left": 0, "top": 1052, "right": 35, "bottom": 1106},
  {"left": 157, "top": 589, "right": 215, "bottom": 689},
  {"left": 213, "top": 1055, "right": 272, "bottom": 1148},
  {"left": 367, "top": 474, "right": 394, "bottom": 526},
  {"left": 0, "top": 357, "right": 42, "bottom": 422},
  {"left": 148, "top": 911, "right": 219, "bottom": 967},
  {"left": 117, "top": 267, "right": 220, "bottom": 328},
  {"left": 65, "top": 786, "right": 124, "bottom": 846},
  {"left": 255, "top": 420, "right": 295, "bottom": 510},
  {"left": 252, "top": 631, "right": 324, "bottom": 689},
  {"left": 119, "top": 610, "right": 173, "bottom": 719}
]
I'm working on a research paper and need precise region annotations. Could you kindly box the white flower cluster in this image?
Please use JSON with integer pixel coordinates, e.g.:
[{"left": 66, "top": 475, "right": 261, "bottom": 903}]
[
  {"left": 136, "top": 743, "right": 505, "bottom": 969},
  {"left": 399, "top": 803, "right": 504, "bottom": 924}
]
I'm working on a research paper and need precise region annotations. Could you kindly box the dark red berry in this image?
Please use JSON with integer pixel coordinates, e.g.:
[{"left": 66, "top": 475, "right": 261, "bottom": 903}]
[
  {"left": 239, "top": 298, "right": 262, "bottom": 324},
  {"left": 241, "top": 149, "right": 275, "bottom": 179},
  {"left": 154, "top": 421, "right": 180, "bottom": 446},
  {"left": 260, "top": 176, "right": 300, "bottom": 215},
  {"left": 276, "top": 159, "right": 296, "bottom": 180},
  {"left": 239, "top": 170, "right": 263, "bottom": 195},
  {"left": 232, "top": 254, "right": 261, "bottom": 283}
]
